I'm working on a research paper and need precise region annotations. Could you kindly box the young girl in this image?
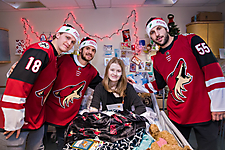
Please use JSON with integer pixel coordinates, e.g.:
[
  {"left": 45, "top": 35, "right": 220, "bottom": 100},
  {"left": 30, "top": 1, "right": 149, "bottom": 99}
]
[{"left": 90, "top": 57, "right": 146, "bottom": 115}]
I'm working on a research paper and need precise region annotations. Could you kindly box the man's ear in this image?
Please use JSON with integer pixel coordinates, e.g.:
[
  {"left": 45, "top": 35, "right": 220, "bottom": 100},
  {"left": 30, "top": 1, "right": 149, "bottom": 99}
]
[
  {"left": 56, "top": 32, "right": 61, "bottom": 39},
  {"left": 166, "top": 28, "right": 169, "bottom": 33},
  {"left": 79, "top": 48, "right": 82, "bottom": 54}
]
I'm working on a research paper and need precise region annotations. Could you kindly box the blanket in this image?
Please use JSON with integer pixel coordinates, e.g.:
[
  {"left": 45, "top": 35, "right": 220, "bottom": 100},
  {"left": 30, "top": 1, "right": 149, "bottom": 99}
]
[{"left": 65, "top": 110, "right": 147, "bottom": 144}]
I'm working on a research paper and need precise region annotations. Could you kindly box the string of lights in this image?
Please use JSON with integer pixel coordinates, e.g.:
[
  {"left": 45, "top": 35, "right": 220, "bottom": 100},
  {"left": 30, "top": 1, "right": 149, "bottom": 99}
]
[
  {"left": 63, "top": 10, "right": 139, "bottom": 48},
  {"left": 21, "top": 10, "right": 140, "bottom": 53},
  {"left": 21, "top": 18, "right": 39, "bottom": 46}
]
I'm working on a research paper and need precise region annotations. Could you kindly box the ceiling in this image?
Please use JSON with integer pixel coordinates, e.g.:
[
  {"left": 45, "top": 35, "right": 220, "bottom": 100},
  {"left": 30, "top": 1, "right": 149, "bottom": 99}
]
[{"left": 0, "top": 0, "right": 225, "bottom": 11}]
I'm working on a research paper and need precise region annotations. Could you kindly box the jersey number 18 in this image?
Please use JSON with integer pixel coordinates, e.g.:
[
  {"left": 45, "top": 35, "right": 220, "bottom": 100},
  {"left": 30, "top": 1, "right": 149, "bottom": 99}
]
[{"left": 25, "top": 57, "right": 42, "bottom": 73}]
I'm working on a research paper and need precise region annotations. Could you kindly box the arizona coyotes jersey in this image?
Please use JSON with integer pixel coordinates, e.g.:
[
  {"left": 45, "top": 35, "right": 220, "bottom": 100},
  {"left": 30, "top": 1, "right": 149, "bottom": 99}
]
[
  {"left": 0, "top": 41, "right": 58, "bottom": 131},
  {"left": 144, "top": 34, "right": 225, "bottom": 125},
  {"left": 45, "top": 54, "right": 102, "bottom": 126}
]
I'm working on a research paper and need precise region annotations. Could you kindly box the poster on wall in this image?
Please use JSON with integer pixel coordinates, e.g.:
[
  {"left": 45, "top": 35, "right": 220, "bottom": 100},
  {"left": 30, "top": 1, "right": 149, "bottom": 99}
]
[
  {"left": 131, "top": 55, "right": 142, "bottom": 66},
  {"left": 15, "top": 40, "right": 27, "bottom": 55},
  {"left": 114, "top": 49, "right": 121, "bottom": 57},
  {"left": 121, "top": 51, "right": 126, "bottom": 57},
  {"left": 122, "top": 29, "right": 131, "bottom": 42},
  {"left": 145, "top": 61, "right": 152, "bottom": 71},
  {"left": 139, "top": 40, "right": 146, "bottom": 51},
  {"left": 138, "top": 61, "right": 145, "bottom": 71},
  {"left": 121, "top": 42, "right": 131, "bottom": 50},
  {"left": 130, "top": 62, "right": 136, "bottom": 72},
  {"left": 103, "top": 45, "right": 113, "bottom": 57},
  {"left": 104, "top": 57, "right": 112, "bottom": 66}
]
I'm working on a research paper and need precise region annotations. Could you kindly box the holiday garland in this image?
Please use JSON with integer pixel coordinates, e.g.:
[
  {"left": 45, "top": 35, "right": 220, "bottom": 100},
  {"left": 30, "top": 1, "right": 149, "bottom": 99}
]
[{"left": 21, "top": 10, "right": 139, "bottom": 50}]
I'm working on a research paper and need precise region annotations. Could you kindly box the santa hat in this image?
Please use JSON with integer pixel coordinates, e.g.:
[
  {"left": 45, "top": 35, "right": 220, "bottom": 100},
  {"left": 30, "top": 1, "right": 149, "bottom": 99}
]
[
  {"left": 79, "top": 37, "right": 97, "bottom": 51},
  {"left": 57, "top": 24, "right": 80, "bottom": 44},
  {"left": 145, "top": 18, "right": 169, "bottom": 37}
]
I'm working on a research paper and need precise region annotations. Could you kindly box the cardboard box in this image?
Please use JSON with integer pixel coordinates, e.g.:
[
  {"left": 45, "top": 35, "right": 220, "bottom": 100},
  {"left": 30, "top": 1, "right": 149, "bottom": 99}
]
[{"left": 196, "top": 12, "right": 222, "bottom": 21}]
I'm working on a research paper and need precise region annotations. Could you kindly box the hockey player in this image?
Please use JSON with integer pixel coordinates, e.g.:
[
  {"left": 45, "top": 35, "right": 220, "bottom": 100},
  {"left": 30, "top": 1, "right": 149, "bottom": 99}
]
[
  {"left": 129, "top": 17, "right": 225, "bottom": 150},
  {"left": 45, "top": 37, "right": 102, "bottom": 150},
  {"left": 0, "top": 24, "right": 80, "bottom": 150}
]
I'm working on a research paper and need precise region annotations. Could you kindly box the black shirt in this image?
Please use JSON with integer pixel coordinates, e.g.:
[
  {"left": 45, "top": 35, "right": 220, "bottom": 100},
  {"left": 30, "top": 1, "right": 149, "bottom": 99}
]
[{"left": 106, "top": 92, "right": 123, "bottom": 105}]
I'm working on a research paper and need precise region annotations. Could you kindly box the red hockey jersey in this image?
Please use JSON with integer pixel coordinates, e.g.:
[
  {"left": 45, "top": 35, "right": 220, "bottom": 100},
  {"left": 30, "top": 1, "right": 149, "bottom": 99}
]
[
  {"left": 144, "top": 34, "right": 225, "bottom": 125},
  {"left": 45, "top": 54, "right": 102, "bottom": 126},
  {"left": 0, "top": 41, "right": 58, "bottom": 131}
]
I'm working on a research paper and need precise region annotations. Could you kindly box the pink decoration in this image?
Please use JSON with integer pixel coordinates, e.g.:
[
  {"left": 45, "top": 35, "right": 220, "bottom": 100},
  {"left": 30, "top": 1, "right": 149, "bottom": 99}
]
[{"left": 156, "top": 138, "right": 167, "bottom": 147}]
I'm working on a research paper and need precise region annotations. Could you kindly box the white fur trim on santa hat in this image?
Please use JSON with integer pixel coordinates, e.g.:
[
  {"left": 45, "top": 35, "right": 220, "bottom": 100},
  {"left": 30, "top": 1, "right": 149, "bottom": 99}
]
[
  {"left": 57, "top": 25, "right": 80, "bottom": 44},
  {"left": 145, "top": 18, "right": 169, "bottom": 37},
  {"left": 79, "top": 39, "right": 97, "bottom": 50}
]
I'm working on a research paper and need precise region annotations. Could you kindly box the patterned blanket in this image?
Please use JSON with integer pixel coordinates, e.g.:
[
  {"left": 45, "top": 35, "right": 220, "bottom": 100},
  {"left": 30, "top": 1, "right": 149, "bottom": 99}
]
[{"left": 64, "top": 110, "right": 147, "bottom": 149}]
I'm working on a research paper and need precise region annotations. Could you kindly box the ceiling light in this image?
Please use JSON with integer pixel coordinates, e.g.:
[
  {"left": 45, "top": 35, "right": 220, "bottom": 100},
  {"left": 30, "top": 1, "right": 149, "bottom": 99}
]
[
  {"left": 171, "top": 0, "right": 178, "bottom": 4},
  {"left": 2, "top": 0, "right": 46, "bottom": 9},
  {"left": 144, "top": 0, "right": 179, "bottom": 5}
]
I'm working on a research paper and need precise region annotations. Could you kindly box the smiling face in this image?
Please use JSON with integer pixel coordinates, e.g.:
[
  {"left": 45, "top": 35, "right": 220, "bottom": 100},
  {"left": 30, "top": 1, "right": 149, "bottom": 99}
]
[
  {"left": 55, "top": 32, "right": 76, "bottom": 54},
  {"left": 108, "top": 63, "right": 122, "bottom": 82},
  {"left": 79, "top": 45, "right": 96, "bottom": 62},
  {"left": 149, "top": 25, "right": 169, "bottom": 48}
]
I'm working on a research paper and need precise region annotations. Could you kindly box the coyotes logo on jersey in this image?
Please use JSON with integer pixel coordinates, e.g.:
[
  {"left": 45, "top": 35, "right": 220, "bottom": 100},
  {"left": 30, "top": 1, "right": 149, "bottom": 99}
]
[
  {"left": 167, "top": 58, "right": 193, "bottom": 102},
  {"left": 53, "top": 81, "right": 86, "bottom": 108},
  {"left": 38, "top": 41, "right": 50, "bottom": 49},
  {"left": 35, "top": 79, "right": 55, "bottom": 106}
]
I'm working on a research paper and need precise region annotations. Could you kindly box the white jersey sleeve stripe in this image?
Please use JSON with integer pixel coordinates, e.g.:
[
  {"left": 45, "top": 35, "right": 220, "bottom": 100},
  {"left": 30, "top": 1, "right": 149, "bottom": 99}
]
[
  {"left": 132, "top": 84, "right": 150, "bottom": 93},
  {"left": 2, "top": 108, "right": 25, "bottom": 131},
  {"left": 208, "top": 88, "right": 225, "bottom": 112},
  {"left": 2, "top": 95, "right": 26, "bottom": 104},
  {"left": 205, "top": 77, "right": 225, "bottom": 87},
  {"left": 146, "top": 83, "right": 157, "bottom": 93}
]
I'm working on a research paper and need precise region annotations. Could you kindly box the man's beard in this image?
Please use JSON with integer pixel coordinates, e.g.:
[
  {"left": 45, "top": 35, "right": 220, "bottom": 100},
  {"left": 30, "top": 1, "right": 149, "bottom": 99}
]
[
  {"left": 80, "top": 49, "right": 93, "bottom": 62},
  {"left": 154, "top": 34, "right": 169, "bottom": 47}
]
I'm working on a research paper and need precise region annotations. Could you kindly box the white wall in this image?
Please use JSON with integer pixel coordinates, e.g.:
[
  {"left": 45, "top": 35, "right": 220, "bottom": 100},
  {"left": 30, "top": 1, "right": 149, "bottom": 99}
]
[{"left": 0, "top": 6, "right": 220, "bottom": 90}]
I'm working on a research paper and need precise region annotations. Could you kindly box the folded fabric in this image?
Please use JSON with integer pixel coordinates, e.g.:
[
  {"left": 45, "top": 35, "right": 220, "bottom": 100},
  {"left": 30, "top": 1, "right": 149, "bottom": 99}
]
[
  {"left": 133, "top": 132, "right": 155, "bottom": 150},
  {"left": 63, "top": 129, "right": 145, "bottom": 150},
  {"left": 65, "top": 110, "right": 147, "bottom": 144},
  {"left": 97, "top": 128, "right": 145, "bottom": 150}
]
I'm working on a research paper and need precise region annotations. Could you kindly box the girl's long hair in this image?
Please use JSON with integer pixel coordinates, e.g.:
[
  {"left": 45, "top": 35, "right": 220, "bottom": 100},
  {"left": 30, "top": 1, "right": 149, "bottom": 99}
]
[{"left": 102, "top": 57, "right": 127, "bottom": 97}]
